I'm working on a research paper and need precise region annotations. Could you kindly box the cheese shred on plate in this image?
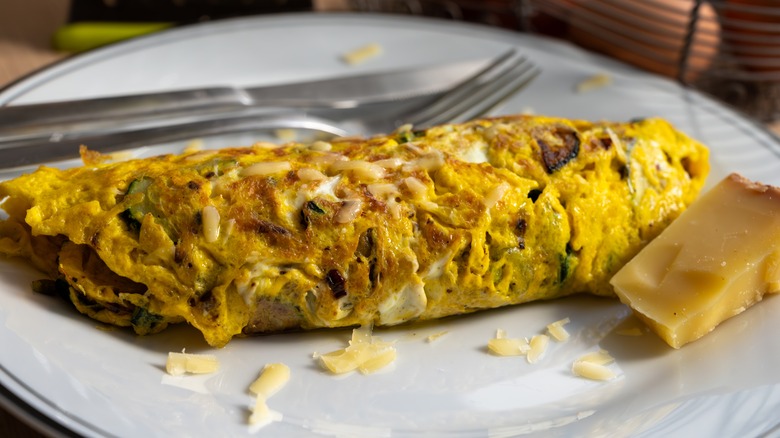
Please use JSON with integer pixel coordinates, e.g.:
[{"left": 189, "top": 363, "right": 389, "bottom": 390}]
[
  {"left": 341, "top": 43, "right": 382, "bottom": 65},
  {"left": 488, "top": 328, "right": 530, "bottom": 356},
  {"left": 526, "top": 334, "right": 550, "bottom": 364},
  {"left": 248, "top": 363, "right": 291, "bottom": 427},
  {"left": 546, "top": 317, "right": 571, "bottom": 341},
  {"left": 165, "top": 351, "right": 219, "bottom": 376},
  {"left": 575, "top": 73, "right": 613, "bottom": 93},
  {"left": 572, "top": 350, "right": 616, "bottom": 381},
  {"left": 315, "top": 325, "right": 396, "bottom": 375}
]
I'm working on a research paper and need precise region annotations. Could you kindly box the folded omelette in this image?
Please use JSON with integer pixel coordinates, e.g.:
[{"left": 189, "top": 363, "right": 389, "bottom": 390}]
[{"left": 0, "top": 115, "right": 709, "bottom": 347}]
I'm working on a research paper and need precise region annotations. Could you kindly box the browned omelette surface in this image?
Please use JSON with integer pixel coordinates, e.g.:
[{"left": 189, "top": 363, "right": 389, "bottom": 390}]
[{"left": 0, "top": 115, "right": 709, "bottom": 347}]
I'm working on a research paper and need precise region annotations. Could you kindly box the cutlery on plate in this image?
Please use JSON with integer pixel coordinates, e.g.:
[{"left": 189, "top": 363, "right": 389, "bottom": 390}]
[
  {"left": 0, "top": 57, "right": 492, "bottom": 138},
  {"left": 0, "top": 50, "right": 539, "bottom": 170}
]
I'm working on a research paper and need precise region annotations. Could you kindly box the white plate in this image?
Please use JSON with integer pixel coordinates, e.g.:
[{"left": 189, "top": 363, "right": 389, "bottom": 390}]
[{"left": 2, "top": 13, "right": 780, "bottom": 438}]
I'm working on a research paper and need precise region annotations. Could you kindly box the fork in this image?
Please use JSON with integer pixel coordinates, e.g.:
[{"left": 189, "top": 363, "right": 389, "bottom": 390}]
[
  {"left": 375, "top": 49, "right": 539, "bottom": 133},
  {"left": 0, "top": 50, "right": 538, "bottom": 169}
]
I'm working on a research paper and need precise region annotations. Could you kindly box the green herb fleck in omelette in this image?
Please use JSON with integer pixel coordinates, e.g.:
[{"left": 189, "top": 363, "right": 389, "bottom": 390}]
[{"left": 0, "top": 115, "right": 709, "bottom": 347}]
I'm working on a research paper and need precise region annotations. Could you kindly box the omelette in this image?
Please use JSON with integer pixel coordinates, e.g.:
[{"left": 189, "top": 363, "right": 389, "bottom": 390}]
[{"left": 0, "top": 115, "right": 709, "bottom": 347}]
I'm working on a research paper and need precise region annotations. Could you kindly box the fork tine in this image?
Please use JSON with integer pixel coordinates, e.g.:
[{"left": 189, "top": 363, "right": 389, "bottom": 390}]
[
  {"left": 399, "top": 49, "right": 519, "bottom": 125},
  {"left": 414, "top": 57, "right": 539, "bottom": 127},
  {"left": 397, "top": 50, "right": 538, "bottom": 130}
]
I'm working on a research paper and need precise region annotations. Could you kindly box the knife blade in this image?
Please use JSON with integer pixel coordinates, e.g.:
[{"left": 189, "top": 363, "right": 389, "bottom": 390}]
[{"left": 0, "top": 58, "right": 488, "bottom": 138}]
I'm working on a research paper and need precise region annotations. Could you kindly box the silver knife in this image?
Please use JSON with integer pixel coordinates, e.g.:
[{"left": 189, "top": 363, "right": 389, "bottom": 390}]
[{"left": 0, "top": 58, "right": 488, "bottom": 138}]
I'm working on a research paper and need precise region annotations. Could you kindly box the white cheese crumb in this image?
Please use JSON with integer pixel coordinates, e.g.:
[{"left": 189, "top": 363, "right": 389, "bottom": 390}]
[
  {"left": 341, "top": 43, "right": 383, "bottom": 65},
  {"left": 249, "top": 363, "right": 291, "bottom": 398},
  {"left": 402, "top": 176, "right": 428, "bottom": 199},
  {"left": 316, "top": 325, "right": 396, "bottom": 375},
  {"left": 406, "top": 151, "right": 445, "bottom": 172},
  {"left": 487, "top": 328, "right": 530, "bottom": 356},
  {"left": 572, "top": 349, "right": 616, "bottom": 381},
  {"left": 247, "top": 363, "right": 290, "bottom": 428},
  {"left": 165, "top": 351, "right": 219, "bottom": 376},
  {"left": 572, "top": 360, "right": 616, "bottom": 381},
  {"left": 426, "top": 331, "right": 449, "bottom": 343},
  {"left": 546, "top": 317, "right": 571, "bottom": 341},
  {"left": 201, "top": 205, "right": 220, "bottom": 243},
  {"left": 488, "top": 337, "right": 531, "bottom": 356},
  {"left": 373, "top": 157, "right": 404, "bottom": 169},
  {"left": 330, "top": 160, "right": 386, "bottom": 181},
  {"left": 526, "top": 334, "right": 549, "bottom": 364},
  {"left": 297, "top": 167, "right": 328, "bottom": 182},
  {"left": 577, "top": 349, "right": 614, "bottom": 366},
  {"left": 576, "top": 73, "right": 613, "bottom": 93},
  {"left": 248, "top": 396, "right": 272, "bottom": 426},
  {"left": 483, "top": 182, "right": 510, "bottom": 210},
  {"left": 335, "top": 199, "right": 363, "bottom": 223},
  {"left": 367, "top": 183, "right": 399, "bottom": 199}
]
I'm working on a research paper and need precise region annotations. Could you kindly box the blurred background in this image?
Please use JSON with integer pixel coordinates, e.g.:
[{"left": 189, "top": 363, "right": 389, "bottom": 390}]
[{"left": 2, "top": 0, "right": 780, "bottom": 123}]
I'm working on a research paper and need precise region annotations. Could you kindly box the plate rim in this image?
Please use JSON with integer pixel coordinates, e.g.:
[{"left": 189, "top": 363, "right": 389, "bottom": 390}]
[{"left": 2, "top": 11, "right": 780, "bottom": 437}]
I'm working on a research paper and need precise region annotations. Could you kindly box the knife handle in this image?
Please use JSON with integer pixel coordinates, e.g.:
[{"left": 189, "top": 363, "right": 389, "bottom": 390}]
[{"left": 0, "top": 87, "right": 252, "bottom": 138}]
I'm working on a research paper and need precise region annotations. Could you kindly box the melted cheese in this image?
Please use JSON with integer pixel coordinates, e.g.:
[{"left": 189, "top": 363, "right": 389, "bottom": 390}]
[
  {"left": 610, "top": 173, "right": 780, "bottom": 348},
  {"left": 377, "top": 276, "right": 427, "bottom": 325}
]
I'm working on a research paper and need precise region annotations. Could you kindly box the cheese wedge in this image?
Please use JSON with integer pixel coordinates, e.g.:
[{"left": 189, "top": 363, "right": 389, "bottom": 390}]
[{"left": 610, "top": 173, "right": 780, "bottom": 348}]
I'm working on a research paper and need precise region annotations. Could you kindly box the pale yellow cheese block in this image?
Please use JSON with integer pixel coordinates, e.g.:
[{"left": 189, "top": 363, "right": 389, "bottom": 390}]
[{"left": 610, "top": 173, "right": 780, "bottom": 348}]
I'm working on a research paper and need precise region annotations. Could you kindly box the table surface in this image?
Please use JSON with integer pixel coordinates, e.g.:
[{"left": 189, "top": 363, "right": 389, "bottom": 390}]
[{"left": 1, "top": 2, "right": 779, "bottom": 437}]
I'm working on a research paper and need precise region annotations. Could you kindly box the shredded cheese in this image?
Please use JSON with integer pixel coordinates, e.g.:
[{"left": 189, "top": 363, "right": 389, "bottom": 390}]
[
  {"left": 488, "top": 337, "right": 531, "bottom": 356},
  {"left": 526, "top": 334, "right": 549, "bottom": 364},
  {"left": 577, "top": 350, "right": 614, "bottom": 366},
  {"left": 426, "top": 331, "right": 449, "bottom": 343},
  {"left": 575, "top": 73, "right": 613, "bottom": 93},
  {"left": 247, "top": 363, "right": 291, "bottom": 428},
  {"left": 546, "top": 317, "right": 571, "bottom": 341},
  {"left": 165, "top": 351, "right": 219, "bottom": 376},
  {"left": 487, "top": 328, "right": 530, "bottom": 356},
  {"left": 341, "top": 43, "right": 383, "bottom": 65},
  {"left": 572, "top": 350, "right": 616, "bottom": 381},
  {"left": 201, "top": 205, "right": 220, "bottom": 243},
  {"left": 316, "top": 325, "right": 396, "bottom": 374},
  {"left": 248, "top": 396, "right": 272, "bottom": 426},
  {"left": 249, "top": 363, "right": 291, "bottom": 398},
  {"left": 572, "top": 360, "right": 615, "bottom": 381},
  {"left": 483, "top": 182, "right": 510, "bottom": 210}
]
